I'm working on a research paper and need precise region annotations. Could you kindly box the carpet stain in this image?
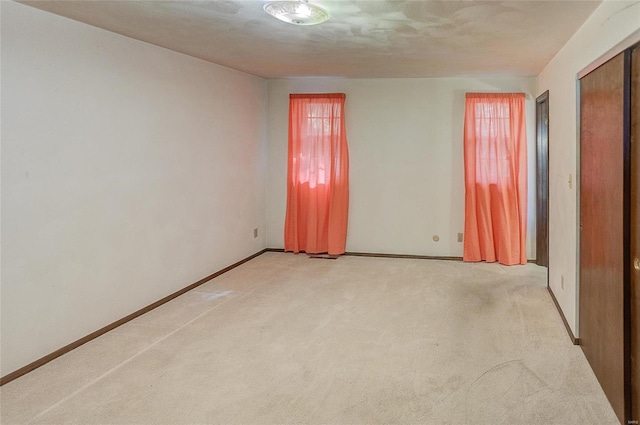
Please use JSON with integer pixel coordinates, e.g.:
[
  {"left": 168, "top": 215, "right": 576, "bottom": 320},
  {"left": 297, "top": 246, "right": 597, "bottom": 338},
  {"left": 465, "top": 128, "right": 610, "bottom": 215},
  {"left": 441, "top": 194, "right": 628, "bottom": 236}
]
[
  {"left": 202, "top": 290, "right": 233, "bottom": 301},
  {"left": 466, "top": 359, "right": 551, "bottom": 424}
]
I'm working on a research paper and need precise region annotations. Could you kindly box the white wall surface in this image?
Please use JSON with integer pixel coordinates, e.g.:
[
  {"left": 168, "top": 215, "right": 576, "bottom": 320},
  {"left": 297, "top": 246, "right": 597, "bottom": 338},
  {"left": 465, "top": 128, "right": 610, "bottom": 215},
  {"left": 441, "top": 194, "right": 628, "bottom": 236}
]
[
  {"left": 267, "top": 77, "right": 537, "bottom": 258},
  {"left": 536, "top": 1, "right": 640, "bottom": 336},
  {"left": 1, "top": 2, "right": 267, "bottom": 375}
]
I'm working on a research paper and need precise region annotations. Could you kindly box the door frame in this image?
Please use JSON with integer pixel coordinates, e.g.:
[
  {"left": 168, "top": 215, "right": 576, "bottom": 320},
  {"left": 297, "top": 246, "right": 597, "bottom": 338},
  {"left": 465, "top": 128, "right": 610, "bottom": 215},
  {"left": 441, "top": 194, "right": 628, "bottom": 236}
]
[
  {"left": 630, "top": 41, "right": 640, "bottom": 425},
  {"left": 622, "top": 47, "right": 633, "bottom": 425},
  {"left": 535, "top": 91, "right": 549, "bottom": 268}
]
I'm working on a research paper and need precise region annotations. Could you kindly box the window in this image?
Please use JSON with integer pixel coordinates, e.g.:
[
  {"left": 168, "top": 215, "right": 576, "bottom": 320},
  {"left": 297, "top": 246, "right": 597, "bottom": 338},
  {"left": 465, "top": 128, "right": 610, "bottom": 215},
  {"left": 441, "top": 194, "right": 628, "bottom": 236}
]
[
  {"left": 296, "top": 102, "right": 341, "bottom": 186},
  {"left": 284, "top": 93, "right": 349, "bottom": 255},
  {"left": 474, "top": 101, "right": 512, "bottom": 184},
  {"left": 463, "top": 93, "right": 528, "bottom": 265}
]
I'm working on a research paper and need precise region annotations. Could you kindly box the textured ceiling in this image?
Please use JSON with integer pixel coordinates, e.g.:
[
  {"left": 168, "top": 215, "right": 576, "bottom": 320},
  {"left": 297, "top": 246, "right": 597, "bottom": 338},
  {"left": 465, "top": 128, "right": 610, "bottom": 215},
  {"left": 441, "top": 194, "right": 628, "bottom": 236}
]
[{"left": 20, "top": 0, "right": 603, "bottom": 78}]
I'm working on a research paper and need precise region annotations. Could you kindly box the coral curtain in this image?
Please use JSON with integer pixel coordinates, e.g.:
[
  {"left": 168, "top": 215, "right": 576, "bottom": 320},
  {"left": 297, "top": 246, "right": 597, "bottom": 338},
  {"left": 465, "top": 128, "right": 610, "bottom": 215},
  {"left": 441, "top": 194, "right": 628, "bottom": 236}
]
[
  {"left": 284, "top": 93, "right": 349, "bottom": 255},
  {"left": 463, "top": 93, "right": 527, "bottom": 265}
]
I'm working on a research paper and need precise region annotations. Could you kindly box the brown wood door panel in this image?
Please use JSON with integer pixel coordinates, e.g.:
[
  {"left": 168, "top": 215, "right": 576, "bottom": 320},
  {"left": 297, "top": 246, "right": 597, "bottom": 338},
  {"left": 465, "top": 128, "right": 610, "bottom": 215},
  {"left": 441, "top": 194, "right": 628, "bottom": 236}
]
[
  {"left": 536, "top": 91, "right": 549, "bottom": 268},
  {"left": 631, "top": 43, "right": 640, "bottom": 423},
  {"left": 579, "top": 52, "right": 627, "bottom": 424}
]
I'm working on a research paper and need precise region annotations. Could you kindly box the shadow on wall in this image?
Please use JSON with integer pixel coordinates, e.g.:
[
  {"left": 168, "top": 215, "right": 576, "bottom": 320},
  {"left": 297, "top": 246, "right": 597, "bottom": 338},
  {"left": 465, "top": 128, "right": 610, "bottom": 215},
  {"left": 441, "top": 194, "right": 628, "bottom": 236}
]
[{"left": 450, "top": 90, "right": 466, "bottom": 251}]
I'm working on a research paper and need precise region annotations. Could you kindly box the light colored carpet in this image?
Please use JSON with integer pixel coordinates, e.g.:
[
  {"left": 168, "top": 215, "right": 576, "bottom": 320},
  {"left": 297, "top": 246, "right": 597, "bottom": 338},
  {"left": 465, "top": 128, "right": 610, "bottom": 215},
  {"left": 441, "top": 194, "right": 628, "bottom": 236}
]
[{"left": 1, "top": 252, "right": 618, "bottom": 424}]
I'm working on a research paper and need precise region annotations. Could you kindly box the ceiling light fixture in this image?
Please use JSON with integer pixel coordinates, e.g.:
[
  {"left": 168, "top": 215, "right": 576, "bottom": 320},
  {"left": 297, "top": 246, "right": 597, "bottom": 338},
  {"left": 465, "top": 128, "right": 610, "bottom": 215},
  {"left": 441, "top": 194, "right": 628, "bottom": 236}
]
[{"left": 263, "top": 0, "right": 329, "bottom": 26}]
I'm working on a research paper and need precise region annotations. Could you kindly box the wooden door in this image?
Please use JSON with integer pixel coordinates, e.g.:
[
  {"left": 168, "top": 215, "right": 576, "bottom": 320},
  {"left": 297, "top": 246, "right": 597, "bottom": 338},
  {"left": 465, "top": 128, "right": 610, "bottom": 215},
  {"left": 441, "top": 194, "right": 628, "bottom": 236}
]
[
  {"left": 579, "top": 51, "right": 627, "bottom": 424},
  {"left": 536, "top": 91, "right": 549, "bottom": 267},
  {"left": 631, "top": 43, "right": 640, "bottom": 424}
]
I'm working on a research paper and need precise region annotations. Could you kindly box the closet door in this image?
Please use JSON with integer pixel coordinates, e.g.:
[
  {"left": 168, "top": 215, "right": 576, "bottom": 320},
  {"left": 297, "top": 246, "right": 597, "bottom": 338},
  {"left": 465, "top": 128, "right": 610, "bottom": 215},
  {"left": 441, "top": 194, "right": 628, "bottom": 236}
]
[
  {"left": 579, "top": 51, "right": 627, "bottom": 424},
  {"left": 631, "top": 43, "right": 639, "bottom": 423}
]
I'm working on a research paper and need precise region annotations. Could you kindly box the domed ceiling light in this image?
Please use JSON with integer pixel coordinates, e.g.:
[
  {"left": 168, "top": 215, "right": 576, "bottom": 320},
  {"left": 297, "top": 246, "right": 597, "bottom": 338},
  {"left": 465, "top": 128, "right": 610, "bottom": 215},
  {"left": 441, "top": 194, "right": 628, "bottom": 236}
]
[{"left": 263, "top": 0, "right": 330, "bottom": 26}]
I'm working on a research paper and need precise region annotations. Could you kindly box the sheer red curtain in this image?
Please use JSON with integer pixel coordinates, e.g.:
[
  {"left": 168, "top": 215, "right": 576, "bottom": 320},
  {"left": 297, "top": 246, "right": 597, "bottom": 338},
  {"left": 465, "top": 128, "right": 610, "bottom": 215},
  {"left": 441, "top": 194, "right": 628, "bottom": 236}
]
[
  {"left": 463, "top": 93, "right": 527, "bottom": 265},
  {"left": 284, "top": 93, "right": 349, "bottom": 255}
]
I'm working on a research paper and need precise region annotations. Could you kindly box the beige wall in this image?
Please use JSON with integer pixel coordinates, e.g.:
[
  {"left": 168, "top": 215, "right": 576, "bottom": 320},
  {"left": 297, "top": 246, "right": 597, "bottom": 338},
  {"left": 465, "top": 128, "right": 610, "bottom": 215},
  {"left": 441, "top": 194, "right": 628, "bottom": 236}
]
[
  {"left": 537, "top": 1, "right": 640, "bottom": 336},
  {"left": 266, "top": 77, "right": 537, "bottom": 258},
  {"left": 1, "top": 2, "right": 268, "bottom": 375}
]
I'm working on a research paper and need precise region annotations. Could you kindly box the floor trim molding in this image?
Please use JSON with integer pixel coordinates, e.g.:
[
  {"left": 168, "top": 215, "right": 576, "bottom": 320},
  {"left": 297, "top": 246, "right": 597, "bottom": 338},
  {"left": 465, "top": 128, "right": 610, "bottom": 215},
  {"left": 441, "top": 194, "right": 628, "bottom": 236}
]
[
  {"left": 265, "top": 248, "right": 536, "bottom": 264},
  {"left": 265, "top": 248, "right": 463, "bottom": 261},
  {"left": 0, "top": 248, "right": 268, "bottom": 386},
  {"left": 267, "top": 248, "right": 536, "bottom": 263},
  {"left": 547, "top": 286, "right": 580, "bottom": 345},
  {"left": 345, "top": 251, "right": 464, "bottom": 261}
]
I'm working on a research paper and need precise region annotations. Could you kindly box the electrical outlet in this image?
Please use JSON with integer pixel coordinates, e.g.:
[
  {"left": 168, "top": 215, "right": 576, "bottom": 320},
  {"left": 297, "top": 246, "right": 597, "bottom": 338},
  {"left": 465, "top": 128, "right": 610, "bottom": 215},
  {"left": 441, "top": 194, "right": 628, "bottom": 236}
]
[
  {"left": 561, "top": 275, "right": 564, "bottom": 290},
  {"left": 253, "top": 228, "right": 258, "bottom": 238},
  {"left": 457, "top": 233, "right": 464, "bottom": 242}
]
